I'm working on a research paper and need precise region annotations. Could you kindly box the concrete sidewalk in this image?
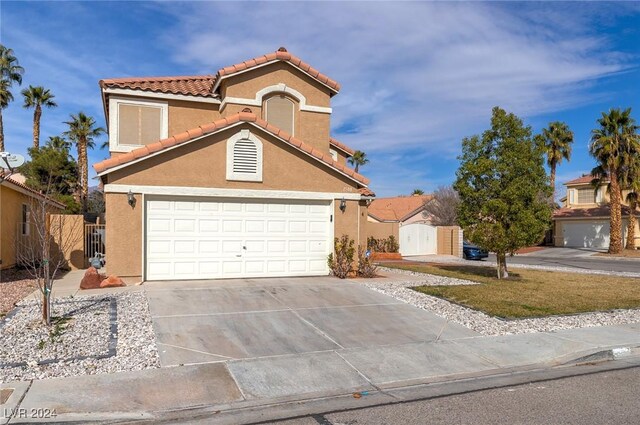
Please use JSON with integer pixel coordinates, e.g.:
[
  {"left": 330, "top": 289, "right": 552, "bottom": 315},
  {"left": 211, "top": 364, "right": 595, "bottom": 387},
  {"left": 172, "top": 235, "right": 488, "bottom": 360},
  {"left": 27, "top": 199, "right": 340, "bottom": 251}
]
[{"left": 2, "top": 321, "right": 639, "bottom": 424}]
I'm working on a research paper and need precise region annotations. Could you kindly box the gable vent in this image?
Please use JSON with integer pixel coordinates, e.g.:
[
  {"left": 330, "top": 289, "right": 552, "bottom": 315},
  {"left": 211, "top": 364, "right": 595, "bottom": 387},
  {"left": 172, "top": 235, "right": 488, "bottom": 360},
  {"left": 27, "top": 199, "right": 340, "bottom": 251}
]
[{"left": 233, "top": 139, "right": 258, "bottom": 174}]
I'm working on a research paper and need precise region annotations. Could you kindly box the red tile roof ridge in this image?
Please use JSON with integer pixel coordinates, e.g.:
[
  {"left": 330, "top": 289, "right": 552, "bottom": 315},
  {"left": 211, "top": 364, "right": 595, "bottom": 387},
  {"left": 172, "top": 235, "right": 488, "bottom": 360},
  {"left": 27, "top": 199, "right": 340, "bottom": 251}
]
[
  {"left": 215, "top": 48, "right": 341, "bottom": 92},
  {"left": 100, "top": 75, "right": 215, "bottom": 84},
  {"left": 93, "top": 112, "right": 369, "bottom": 185}
]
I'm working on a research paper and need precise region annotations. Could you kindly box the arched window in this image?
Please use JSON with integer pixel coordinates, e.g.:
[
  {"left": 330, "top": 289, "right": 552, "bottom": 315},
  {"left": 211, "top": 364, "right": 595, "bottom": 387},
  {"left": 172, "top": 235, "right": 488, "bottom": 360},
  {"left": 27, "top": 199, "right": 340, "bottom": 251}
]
[
  {"left": 264, "top": 95, "right": 295, "bottom": 135},
  {"left": 226, "top": 130, "right": 263, "bottom": 182}
]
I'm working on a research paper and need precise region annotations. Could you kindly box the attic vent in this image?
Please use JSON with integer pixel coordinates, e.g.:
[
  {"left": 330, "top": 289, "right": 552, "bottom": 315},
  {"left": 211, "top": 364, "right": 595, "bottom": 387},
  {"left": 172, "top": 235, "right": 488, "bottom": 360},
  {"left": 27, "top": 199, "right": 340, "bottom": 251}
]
[
  {"left": 233, "top": 139, "right": 258, "bottom": 174},
  {"left": 226, "top": 131, "right": 263, "bottom": 182}
]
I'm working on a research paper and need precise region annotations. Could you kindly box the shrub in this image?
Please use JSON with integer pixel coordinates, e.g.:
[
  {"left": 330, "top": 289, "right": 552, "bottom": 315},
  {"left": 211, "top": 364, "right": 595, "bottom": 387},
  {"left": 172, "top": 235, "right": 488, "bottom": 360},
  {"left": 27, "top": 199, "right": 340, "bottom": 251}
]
[
  {"left": 327, "top": 235, "right": 355, "bottom": 279},
  {"left": 367, "top": 235, "right": 399, "bottom": 253},
  {"left": 357, "top": 246, "right": 378, "bottom": 278}
]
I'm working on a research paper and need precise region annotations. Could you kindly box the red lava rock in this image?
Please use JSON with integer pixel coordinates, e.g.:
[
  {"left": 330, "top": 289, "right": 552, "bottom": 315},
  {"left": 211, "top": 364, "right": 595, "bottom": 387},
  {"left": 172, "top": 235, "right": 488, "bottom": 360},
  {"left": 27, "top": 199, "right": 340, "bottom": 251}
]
[
  {"left": 80, "top": 267, "right": 102, "bottom": 290},
  {"left": 100, "top": 275, "right": 126, "bottom": 288}
]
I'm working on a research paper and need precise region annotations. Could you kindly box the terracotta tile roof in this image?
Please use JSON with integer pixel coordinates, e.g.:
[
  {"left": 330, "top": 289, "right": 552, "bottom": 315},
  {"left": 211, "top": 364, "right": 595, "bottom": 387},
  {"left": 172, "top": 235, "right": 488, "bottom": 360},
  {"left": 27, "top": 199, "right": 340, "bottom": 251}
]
[
  {"left": 553, "top": 205, "right": 632, "bottom": 219},
  {"left": 329, "top": 137, "right": 355, "bottom": 156},
  {"left": 100, "top": 75, "right": 217, "bottom": 98},
  {"left": 93, "top": 112, "right": 369, "bottom": 186},
  {"left": 359, "top": 187, "right": 376, "bottom": 197},
  {"left": 215, "top": 48, "right": 341, "bottom": 93},
  {"left": 0, "top": 175, "right": 66, "bottom": 209},
  {"left": 565, "top": 175, "right": 608, "bottom": 186},
  {"left": 368, "top": 195, "right": 433, "bottom": 222}
]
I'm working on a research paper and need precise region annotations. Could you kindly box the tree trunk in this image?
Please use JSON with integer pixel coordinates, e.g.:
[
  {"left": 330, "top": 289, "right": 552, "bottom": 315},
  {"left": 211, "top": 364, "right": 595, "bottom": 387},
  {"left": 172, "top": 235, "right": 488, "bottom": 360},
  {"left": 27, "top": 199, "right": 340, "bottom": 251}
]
[
  {"left": 608, "top": 169, "right": 623, "bottom": 254},
  {"left": 355, "top": 164, "right": 359, "bottom": 173},
  {"left": 33, "top": 105, "right": 42, "bottom": 150},
  {"left": 550, "top": 163, "right": 556, "bottom": 206},
  {"left": 0, "top": 109, "right": 4, "bottom": 153},
  {"left": 496, "top": 252, "right": 509, "bottom": 279},
  {"left": 626, "top": 198, "right": 637, "bottom": 250}
]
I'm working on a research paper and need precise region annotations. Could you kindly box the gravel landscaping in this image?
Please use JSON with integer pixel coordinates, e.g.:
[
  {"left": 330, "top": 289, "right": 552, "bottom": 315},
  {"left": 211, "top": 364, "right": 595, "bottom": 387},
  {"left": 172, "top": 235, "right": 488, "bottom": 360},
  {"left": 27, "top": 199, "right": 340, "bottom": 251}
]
[
  {"left": 0, "top": 268, "right": 37, "bottom": 317},
  {"left": 364, "top": 267, "right": 640, "bottom": 336},
  {"left": 0, "top": 291, "right": 159, "bottom": 383}
]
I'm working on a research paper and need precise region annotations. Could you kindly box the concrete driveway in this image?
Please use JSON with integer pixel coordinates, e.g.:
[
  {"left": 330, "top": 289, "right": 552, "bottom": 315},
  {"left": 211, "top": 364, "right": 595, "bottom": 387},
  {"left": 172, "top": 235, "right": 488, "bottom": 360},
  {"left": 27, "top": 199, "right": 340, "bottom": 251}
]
[{"left": 144, "top": 277, "right": 479, "bottom": 367}]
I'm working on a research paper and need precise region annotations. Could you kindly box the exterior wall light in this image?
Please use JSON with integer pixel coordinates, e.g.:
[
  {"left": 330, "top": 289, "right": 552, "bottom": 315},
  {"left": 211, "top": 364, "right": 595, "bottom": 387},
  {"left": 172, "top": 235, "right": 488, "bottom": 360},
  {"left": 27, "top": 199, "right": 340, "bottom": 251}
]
[
  {"left": 127, "top": 190, "right": 136, "bottom": 208},
  {"left": 339, "top": 197, "right": 347, "bottom": 212}
]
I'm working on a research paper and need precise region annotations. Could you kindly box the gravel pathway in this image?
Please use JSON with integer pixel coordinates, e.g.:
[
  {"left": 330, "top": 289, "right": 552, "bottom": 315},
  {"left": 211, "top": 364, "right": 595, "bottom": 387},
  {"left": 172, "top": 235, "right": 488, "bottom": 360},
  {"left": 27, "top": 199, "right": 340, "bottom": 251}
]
[
  {"left": 0, "top": 291, "right": 159, "bottom": 383},
  {"left": 363, "top": 268, "right": 640, "bottom": 336}
]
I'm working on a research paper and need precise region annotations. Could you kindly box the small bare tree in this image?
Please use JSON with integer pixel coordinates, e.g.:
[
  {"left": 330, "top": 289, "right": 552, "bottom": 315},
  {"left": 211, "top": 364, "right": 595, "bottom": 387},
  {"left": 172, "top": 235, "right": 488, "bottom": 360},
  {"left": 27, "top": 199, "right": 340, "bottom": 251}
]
[
  {"left": 15, "top": 180, "right": 82, "bottom": 325},
  {"left": 423, "top": 186, "right": 460, "bottom": 226}
]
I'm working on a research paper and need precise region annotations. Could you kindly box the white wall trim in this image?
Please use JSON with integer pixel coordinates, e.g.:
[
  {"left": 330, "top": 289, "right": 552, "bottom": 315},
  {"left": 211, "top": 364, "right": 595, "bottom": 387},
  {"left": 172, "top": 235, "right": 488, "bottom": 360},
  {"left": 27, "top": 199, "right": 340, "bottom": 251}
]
[
  {"left": 220, "top": 83, "right": 332, "bottom": 114},
  {"left": 103, "top": 88, "right": 220, "bottom": 104},
  {"left": 108, "top": 96, "right": 169, "bottom": 153},
  {"left": 212, "top": 60, "right": 339, "bottom": 96},
  {"left": 105, "top": 184, "right": 364, "bottom": 200},
  {"left": 226, "top": 130, "right": 263, "bottom": 182}
]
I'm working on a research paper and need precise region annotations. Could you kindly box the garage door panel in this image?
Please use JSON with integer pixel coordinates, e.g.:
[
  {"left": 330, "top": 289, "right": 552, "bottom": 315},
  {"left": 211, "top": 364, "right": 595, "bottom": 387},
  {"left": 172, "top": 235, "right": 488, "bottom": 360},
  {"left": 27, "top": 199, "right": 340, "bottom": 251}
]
[
  {"left": 146, "top": 198, "right": 331, "bottom": 280},
  {"left": 562, "top": 221, "right": 611, "bottom": 249}
]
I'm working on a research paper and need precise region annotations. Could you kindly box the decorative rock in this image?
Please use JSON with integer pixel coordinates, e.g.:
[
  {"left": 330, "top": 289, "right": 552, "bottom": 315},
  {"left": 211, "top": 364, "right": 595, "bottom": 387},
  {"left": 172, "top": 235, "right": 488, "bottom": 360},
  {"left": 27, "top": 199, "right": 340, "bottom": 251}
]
[
  {"left": 80, "top": 267, "right": 102, "bottom": 290},
  {"left": 100, "top": 275, "right": 126, "bottom": 288}
]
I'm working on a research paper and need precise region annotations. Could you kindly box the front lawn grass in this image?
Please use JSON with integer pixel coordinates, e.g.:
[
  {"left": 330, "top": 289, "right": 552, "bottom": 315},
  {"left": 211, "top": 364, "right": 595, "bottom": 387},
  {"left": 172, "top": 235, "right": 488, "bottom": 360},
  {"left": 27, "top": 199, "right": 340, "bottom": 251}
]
[{"left": 382, "top": 262, "right": 640, "bottom": 319}]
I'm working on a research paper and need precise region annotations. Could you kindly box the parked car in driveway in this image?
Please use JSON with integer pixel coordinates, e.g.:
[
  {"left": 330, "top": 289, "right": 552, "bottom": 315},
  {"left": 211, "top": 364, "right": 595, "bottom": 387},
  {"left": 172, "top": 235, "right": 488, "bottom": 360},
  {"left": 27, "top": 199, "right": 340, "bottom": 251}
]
[{"left": 463, "top": 241, "right": 489, "bottom": 260}]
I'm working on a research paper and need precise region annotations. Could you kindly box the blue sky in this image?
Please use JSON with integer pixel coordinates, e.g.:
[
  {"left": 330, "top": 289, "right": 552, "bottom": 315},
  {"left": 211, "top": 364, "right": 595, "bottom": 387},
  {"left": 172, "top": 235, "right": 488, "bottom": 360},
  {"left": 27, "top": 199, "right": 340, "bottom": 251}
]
[{"left": 1, "top": 1, "right": 639, "bottom": 198}]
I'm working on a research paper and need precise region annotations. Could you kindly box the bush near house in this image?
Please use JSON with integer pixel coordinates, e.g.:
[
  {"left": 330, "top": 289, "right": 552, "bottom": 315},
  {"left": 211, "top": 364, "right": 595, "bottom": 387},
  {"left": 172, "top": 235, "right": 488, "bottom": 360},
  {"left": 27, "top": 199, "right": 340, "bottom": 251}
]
[
  {"left": 328, "top": 235, "right": 379, "bottom": 278},
  {"left": 367, "top": 236, "right": 399, "bottom": 253}
]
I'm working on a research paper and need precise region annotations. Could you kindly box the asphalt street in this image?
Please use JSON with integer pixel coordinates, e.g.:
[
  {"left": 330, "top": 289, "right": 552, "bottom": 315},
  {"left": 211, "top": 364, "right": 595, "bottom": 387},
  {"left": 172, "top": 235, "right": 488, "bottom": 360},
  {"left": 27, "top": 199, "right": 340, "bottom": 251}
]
[
  {"left": 267, "top": 365, "right": 640, "bottom": 425},
  {"left": 485, "top": 251, "right": 640, "bottom": 274}
]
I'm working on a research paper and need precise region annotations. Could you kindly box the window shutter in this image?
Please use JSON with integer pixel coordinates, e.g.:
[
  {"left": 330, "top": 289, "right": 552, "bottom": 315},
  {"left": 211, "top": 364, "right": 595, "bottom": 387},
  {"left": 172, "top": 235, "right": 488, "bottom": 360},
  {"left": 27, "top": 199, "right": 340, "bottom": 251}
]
[
  {"left": 233, "top": 139, "right": 258, "bottom": 174},
  {"left": 265, "top": 96, "right": 294, "bottom": 134}
]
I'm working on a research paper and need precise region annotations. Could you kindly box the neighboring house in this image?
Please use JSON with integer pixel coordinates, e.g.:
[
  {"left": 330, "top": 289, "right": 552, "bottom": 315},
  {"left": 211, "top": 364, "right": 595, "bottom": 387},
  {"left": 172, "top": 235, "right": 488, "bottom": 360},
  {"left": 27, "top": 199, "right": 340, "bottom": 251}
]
[
  {"left": 553, "top": 175, "right": 638, "bottom": 249},
  {"left": 367, "top": 194, "right": 433, "bottom": 225},
  {"left": 0, "top": 175, "right": 65, "bottom": 270},
  {"left": 93, "top": 47, "right": 374, "bottom": 282}
]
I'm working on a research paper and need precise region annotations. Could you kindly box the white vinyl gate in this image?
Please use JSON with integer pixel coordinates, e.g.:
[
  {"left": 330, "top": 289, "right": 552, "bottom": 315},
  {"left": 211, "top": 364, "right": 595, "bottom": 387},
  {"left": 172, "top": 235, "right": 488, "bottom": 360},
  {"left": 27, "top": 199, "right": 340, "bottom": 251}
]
[
  {"left": 145, "top": 197, "right": 332, "bottom": 280},
  {"left": 399, "top": 223, "right": 437, "bottom": 256}
]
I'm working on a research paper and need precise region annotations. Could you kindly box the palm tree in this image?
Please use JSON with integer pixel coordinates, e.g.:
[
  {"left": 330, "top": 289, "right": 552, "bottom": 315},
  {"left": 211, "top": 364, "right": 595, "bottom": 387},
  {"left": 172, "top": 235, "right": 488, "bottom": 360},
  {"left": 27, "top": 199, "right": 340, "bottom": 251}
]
[
  {"left": 46, "top": 136, "right": 71, "bottom": 152},
  {"left": 412, "top": 189, "right": 425, "bottom": 195},
  {"left": 539, "top": 121, "right": 573, "bottom": 204},
  {"left": 348, "top": 150, "right": 369, "bottom": 173},
  {"left": 22, "top": 86, "right": 57, "bottom": 150},
  {"left": 0, "top": 80, "right": 14, "bottom": 153},
  {"left": 63, "top": 112, "right": 106, "bottom": 211},
  {"left": 0, "top": 44, "right": 24, "bottom": 152},
  {"left": 590, "top": 108, "right": 640, "bottom": 254},
  {"left": 621, "top": 146, "right": 640, "bottom": 250}
]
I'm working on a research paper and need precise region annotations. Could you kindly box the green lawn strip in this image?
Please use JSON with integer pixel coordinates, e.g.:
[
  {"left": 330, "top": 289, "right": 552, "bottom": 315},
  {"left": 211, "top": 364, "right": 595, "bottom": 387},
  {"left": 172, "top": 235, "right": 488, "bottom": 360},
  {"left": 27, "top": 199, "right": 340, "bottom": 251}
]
[{"left": 382, "top": 262, "right": 640, "bottom": 319}]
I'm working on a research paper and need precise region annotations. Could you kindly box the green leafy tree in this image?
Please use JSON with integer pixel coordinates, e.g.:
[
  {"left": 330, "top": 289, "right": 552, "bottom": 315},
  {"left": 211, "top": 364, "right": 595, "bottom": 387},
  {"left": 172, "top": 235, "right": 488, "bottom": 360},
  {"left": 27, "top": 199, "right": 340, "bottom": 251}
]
[
  {"left": 348, "top": 150, "right": 369, "bottom": 173},
  {"left": 22, "top": 86, "right": 57, "bottom": 150},
  {"left": 590, "top": 108, "right": 640, "bottom": 254},
  {"left": 63, "top": 112, "right": 105, "bottom": 211},
  {"left": 538, "top": 121, "right": 573, "bottom": 204},
  {"left": 455, "top": 107, "right": 552, "bottom": 279},
  {"left": 412, "top": 188, "right": 424, "bottom": 195},
  {"left": 0, "top": 44, "right": 24, "bottom": 152},
  {"left": 21, "top": 145, "right": 81, "bottom": 213}
]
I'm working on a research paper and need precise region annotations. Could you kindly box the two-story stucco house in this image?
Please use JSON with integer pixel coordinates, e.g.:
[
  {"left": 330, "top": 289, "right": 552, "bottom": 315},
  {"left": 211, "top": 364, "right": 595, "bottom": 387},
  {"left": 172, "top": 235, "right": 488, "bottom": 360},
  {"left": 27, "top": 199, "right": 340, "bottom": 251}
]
[
  {"left": 94, "top": 48, "right": 374, "bottom": 283},
  {"left": 553, "top": 175, "right": 637, "bottom": 249}
]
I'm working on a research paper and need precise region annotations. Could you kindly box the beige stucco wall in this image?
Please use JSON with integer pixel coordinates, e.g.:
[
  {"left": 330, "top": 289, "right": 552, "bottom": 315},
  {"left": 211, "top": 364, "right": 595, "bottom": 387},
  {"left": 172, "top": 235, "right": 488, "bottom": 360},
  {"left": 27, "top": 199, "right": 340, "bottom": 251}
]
[
  {"left": 0, "top": 185, "right": 30, "bottom": 270},
  {"left": 168, "top": 99, "right": 220, "bottom": 135},
  {"left": 104, "top": 125, "right": 367, "bottom": 280},
  {"left": 107, "top": 125, "right": 358, "bottom": 193},
  {"left": 105, "top": 192, "right": 142, "bottom": 282},
  {"left": 49, "top": 214, "right": 85, "bottom": 270}
]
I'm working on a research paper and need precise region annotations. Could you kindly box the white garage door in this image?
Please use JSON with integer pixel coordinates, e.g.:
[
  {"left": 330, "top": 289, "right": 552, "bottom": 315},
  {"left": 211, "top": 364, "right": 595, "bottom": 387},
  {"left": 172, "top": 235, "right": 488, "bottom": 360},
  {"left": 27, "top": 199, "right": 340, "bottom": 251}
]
[
  {"left": 145, "top": 197, "right": 332, "bottom": 280},
  {"left": 562, "top": 220, "right": 611, "bottom": 249}
]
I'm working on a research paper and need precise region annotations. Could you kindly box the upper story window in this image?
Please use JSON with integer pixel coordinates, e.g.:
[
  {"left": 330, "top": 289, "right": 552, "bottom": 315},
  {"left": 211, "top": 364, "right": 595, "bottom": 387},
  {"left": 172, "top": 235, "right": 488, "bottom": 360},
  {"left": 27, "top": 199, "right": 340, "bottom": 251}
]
[
  {"left": 108, "top": 97, "right": 168, "bottom": 153},
  {"left": 576, "top": 188, "right": 596, "bottom": 204},
  {"left": 264, "top": 95, "right": 294, "bottom": 135},
  {"left": 226, "top": 130, "right": 263, "bottom": 182}
]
